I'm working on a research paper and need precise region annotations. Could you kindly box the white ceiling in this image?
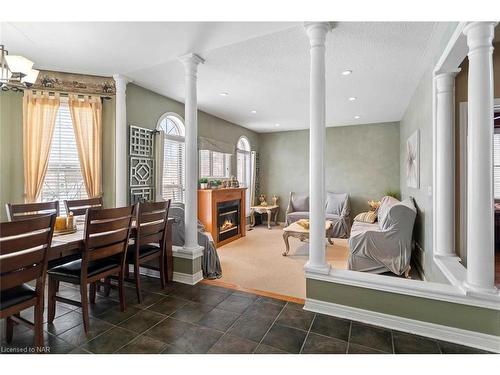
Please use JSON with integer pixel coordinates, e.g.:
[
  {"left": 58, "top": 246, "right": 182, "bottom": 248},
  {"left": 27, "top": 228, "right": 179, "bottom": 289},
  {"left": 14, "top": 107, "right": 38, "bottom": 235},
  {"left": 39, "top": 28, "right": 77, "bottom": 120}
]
[{"left": 1, "top": 22, "right": 452, "bottom": 133}]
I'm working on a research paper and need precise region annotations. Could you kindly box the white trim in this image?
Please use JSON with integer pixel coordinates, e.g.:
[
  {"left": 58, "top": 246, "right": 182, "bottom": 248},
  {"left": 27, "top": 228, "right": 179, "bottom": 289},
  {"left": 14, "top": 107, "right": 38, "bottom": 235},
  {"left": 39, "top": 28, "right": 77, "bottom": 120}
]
[
  {"left": 172, "top": 270, "right": 203, "bottom": 285},
  {"left": 306, "top": 269, "right": 500, "bottom": 310},
  {"left": 459, "top": 101, "right": 468, "bottom": 265},
  {"left": 172, "top": 245, "right": 204, "bottom": 260},
  {"left": 304, "top": 298, "right": 500, "bottom": 353}
]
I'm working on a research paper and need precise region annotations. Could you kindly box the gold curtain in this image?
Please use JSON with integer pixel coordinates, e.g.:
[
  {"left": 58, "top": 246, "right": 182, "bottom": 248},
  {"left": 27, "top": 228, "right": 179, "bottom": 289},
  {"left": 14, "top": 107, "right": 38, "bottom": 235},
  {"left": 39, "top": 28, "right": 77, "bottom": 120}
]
[
  {"left": 68, "top": 94, "right": 103, "bottom": 198},
  {"left": 23, "top": 91, "right": 60, "bottom": 203}
]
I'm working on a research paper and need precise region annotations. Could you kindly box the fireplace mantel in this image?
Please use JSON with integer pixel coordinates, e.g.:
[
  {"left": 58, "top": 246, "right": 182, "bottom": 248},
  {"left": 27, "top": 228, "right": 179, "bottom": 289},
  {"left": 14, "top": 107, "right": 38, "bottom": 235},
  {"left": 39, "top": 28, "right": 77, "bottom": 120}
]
[{"left": 198, "top": 188, "right": 247, "bottom": 248}]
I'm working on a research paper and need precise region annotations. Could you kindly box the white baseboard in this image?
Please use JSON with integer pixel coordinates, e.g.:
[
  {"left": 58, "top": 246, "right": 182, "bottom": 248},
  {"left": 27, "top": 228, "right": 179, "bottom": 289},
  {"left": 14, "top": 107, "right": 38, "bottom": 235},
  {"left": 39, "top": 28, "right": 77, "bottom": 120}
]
[
  {"left": 304, "top": 298, "right": 500, "bottom": 353},
  {"left": 138, "top": 268, "right": 203, "bottom": 286},
  {"left": 172, "top": 270, "right": 203, "bottom": 285}
]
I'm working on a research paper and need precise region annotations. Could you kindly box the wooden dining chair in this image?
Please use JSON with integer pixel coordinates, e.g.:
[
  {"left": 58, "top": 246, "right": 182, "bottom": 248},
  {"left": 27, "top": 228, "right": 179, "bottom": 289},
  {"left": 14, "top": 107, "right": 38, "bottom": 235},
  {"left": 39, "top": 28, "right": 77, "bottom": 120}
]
[
  {"left": 127, "top": 200, "right": 171, "bottom": 303},
  {"left": 47, "top": 205, "right": 135, "bottom": 334},
  {"left": 0, "top": 214, "right": 56, "bottom": 348},
  {"left": 64, "top": 197, "right": 103, "bottom": 216},
  {"left": 6, "top": 201, "right": 59, "bottom": 222}
]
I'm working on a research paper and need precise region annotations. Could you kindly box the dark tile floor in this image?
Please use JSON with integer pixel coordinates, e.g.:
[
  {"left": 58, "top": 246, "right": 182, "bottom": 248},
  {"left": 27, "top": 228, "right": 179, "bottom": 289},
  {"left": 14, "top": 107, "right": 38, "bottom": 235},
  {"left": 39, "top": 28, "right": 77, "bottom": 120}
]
[{"left": 0, "top": 276, "right": 491, "bottom": 354}]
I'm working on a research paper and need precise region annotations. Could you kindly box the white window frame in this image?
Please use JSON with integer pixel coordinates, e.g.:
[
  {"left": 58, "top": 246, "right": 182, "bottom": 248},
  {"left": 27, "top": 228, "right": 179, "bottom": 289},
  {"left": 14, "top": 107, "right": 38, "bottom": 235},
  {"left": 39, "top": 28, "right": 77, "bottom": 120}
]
[
  {"left": 199, "top": 150, "right": 231, "bottom": 179},
  {"left": 157, "top": 112, "right": 186, "bottom": 202}
]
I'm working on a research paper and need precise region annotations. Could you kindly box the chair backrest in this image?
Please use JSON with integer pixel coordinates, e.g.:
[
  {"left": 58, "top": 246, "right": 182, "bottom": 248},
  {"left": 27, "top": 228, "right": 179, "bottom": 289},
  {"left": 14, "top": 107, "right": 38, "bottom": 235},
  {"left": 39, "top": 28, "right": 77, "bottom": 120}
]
[
  {"left": 82, "top": 206, "right": 135, "bottom": 273},
  {"left": 135, "top": 200, "right": 171, "bottom": 249},
  {"left": 64, "top": 197, "right": 103, "bottom": 216},
  {"left": 289, "top": 192, "right": 309, "bottom": 212},
  {"left": 378, "top": 196, "right": 417, "bottom": 234},
  {"left": 325, "top": 192, "right": 349, "bottom": 215},
  {"left": 6, "top": 201, "right": 60, "bottom": 222},
  {"left": 0, "top": 214, "right": 56, "bottom": 294}
]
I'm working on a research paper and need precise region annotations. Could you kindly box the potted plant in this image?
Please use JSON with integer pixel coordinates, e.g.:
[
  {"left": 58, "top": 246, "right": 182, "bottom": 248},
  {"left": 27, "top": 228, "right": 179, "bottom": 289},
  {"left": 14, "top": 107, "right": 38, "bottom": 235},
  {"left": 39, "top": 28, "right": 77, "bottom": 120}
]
[
  {"left": 199, "top": 178, "right": 208, "bottom": 189},
  {"left": 213, "top": 180, "right": 222, "bottom": 189}
]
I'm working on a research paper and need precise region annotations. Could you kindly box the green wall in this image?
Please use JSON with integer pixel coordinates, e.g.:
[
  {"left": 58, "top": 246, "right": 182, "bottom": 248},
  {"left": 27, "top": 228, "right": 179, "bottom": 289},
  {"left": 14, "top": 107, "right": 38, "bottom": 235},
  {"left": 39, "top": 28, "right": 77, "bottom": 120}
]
[
  {"left": 258, "top": 122, "right": 401, "bottom": 221},
  {"left": 307, "top": 278, "right": 500, "bottom": 337},
  {"left": 399, "top": 23, "right": 458, "bottom": 283},
  {"left": 0, "top": 90, "right": 24, "bottom": 221},
  {"left": 126, "top": 83, "right": 260, "bottom": 176}
]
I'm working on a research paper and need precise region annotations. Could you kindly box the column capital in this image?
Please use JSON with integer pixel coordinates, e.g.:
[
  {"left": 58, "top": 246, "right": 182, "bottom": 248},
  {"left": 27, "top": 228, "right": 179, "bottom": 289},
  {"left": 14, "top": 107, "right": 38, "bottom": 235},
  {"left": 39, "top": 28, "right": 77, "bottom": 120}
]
[
  {"left": 179, "top": 53, "right": 205, "bottom": 75},
  {"left": 434, "top": 70, "right": 460, "bottom": 93},
  {"left": 463, "top": 22, "right": 497, "bottom": 54},
  {"left": 113, "top": 74, "right": 132, "bottom": 89},
  {"left": 304, "top": 22, "right": 335, "bottom": 47}
]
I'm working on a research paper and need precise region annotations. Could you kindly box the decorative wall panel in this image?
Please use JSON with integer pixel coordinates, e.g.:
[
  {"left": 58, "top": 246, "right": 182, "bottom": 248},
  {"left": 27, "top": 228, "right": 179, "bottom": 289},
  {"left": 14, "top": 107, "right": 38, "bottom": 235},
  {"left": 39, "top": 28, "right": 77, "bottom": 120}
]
[{"left": 129, "top": 125, "right": 155, "bottom": 203}]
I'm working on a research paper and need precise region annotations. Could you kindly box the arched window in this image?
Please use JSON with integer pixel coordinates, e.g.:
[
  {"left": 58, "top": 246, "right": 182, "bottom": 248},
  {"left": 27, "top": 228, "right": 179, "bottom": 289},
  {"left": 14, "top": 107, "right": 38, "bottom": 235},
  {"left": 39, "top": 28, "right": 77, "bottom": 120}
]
[
  {"left": 237, "top": 136, "right": 252, "bottom": 212},
  {"left": 157, "top": 113, "right": 185, "bottom": 202}
]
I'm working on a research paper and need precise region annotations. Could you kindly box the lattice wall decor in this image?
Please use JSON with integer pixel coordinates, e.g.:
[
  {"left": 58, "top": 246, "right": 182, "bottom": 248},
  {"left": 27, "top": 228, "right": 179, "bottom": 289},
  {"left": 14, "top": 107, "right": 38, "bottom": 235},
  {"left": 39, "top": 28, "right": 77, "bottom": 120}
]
[
  {"left": 130, "top": 187, "right": 155, "bottom": 204},
  {"left": 130, "top": 157, "right": 154, "bottom": 187},
  {"left": 130, "top": 126, "right": 154, "bottom": 157},
  {"left": 129, "top": 125, "right": 155, "bottom": 203}
]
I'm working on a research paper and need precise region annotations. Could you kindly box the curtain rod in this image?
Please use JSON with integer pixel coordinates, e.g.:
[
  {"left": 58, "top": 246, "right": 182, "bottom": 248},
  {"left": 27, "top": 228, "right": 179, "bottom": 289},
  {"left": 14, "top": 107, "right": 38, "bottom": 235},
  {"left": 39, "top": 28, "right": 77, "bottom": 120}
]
[{"left": 28, "top": 89, "right": 114, "bottom": 100}]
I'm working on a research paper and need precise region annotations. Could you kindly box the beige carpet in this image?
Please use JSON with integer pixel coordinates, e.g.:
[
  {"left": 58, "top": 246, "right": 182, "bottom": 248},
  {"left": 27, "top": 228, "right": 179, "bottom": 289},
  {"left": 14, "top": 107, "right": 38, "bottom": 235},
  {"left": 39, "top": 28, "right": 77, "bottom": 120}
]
[{"left": 215, "top": 224, "right": 349, "bottom": 299}]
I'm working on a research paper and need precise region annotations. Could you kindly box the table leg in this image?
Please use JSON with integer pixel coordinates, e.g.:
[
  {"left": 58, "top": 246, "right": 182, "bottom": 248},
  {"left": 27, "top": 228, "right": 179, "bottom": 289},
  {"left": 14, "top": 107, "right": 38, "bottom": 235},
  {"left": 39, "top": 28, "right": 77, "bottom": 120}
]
[
  {"left": 327, "top": 228, "right": 334, "bottom": 246},
  {"left": 250, "top": 209, "right": 255, "bottom": 227},
  {"left": 267, "top": 210, "right": 272, "bottom": 229},
  {"left": 282, "top": 232, "right": 290, "bottom": 256},
  {"left": 274, "top": 209, "right": 279, "bottom": 225}
]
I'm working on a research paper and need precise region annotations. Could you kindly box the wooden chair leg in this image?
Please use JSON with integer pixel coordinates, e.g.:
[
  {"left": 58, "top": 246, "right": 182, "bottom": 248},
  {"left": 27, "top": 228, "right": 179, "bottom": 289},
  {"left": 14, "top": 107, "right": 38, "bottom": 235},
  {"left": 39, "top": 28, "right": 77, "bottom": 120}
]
[
  {"left": 159, "top": 255, "right": 166, "bottom": 289},
  {"left": 55, "top": 280, "right": 60, "bottom": 292},
  {"left": 134, "top": 262, "right": 142, "bottom": 303},
  {"left": 89, "top": 283, "right": 97, "bottom": 304},
  {"left": 5, "top": 316, "right": 14, "bottom": 343},
  {"left": 80, "top": 283, "right": 90, "bottom": 334},
  {"left": 118, "top": 271, "right": 126, "bottom": 312},
  {"left": 47, "top": 276, "right": 57, "bottom": 324},
  {"left": 103, "top": 277, "right": 111, "bottom": 297},
  {"left": 34, "top": 302, "right": 44, "bottom": 348}
]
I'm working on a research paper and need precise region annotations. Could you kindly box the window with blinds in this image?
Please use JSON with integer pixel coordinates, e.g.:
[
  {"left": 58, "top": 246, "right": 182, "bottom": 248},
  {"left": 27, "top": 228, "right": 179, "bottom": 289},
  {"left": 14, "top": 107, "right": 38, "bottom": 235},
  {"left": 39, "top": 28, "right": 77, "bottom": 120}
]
[
  {"left": 199, "top": 150, "right": 231, "bottom": 178},
  {"left": 41, "top": 99, "right": 87, "bottom": 215},
  {"left": 158, "top": 116, "right": 186, "bottom": 202}
]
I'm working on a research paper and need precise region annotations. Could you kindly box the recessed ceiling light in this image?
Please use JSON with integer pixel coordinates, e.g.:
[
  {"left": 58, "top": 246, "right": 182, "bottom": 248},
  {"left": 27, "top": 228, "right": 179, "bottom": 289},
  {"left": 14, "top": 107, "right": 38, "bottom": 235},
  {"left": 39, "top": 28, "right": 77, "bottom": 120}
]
[
  {"left": 341, "top": 70, "right": 352, "bottom": 76},
  {"left": 219, "top": 91, "right": 229, "bottom": 96},
  {"left": 348, "top": 97, "right": 357, "bottom": 101},
  {"left": 354, "top": 115, "right": 361, "bottom": 119},
  {"left": 250, "top": 110, "right": 257, "bottom": 114},
  {"left": 275, "top": 123, "right": 280, "bottom": 127}
]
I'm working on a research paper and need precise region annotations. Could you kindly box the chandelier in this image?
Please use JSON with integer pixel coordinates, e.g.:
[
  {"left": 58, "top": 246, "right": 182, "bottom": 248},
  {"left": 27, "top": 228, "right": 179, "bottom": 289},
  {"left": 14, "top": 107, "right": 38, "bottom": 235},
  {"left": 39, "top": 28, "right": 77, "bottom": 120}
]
[{"left": 1, "top": 45, "right": 39, "bottom": 91}]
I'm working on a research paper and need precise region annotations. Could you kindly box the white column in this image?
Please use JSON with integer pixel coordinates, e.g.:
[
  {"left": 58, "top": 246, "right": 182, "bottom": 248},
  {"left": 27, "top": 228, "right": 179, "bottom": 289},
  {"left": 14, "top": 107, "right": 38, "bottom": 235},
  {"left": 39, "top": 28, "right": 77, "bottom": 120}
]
[
  {"left": 113, "top": 74, "right": 130, "bottom": 208},
  {"left": 434, "top": 71, "right": 458, "bottom": 257},
  {"left": 304, "top": 22, "right": 332, "bottom": 274},
  {"left": 179, "top": 53, "right": 205, "bottom": 254},
  {"left": 463, "top": 22, "right": 498, "bottom": 293}
]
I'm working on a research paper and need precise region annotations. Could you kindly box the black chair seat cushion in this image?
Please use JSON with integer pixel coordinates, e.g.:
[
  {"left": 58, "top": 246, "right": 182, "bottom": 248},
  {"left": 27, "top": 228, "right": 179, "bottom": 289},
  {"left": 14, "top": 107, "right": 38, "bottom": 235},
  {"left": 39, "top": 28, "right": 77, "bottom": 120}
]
[
  {"left": 126, "top": 244, "right": 161, "bottom": 262},
  {"left": 48, "top": 258, "right": 120, "bottom": 279},
  {"left": 0, "top": 284, "right": 36, "bottom": 311}
]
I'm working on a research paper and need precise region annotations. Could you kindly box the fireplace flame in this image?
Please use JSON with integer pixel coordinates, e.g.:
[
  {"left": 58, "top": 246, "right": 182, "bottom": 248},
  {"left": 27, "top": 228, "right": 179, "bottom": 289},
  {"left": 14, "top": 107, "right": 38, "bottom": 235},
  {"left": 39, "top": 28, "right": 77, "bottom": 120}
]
[{"left": 221, "top": 219, "right": 235, "bottom": 231}]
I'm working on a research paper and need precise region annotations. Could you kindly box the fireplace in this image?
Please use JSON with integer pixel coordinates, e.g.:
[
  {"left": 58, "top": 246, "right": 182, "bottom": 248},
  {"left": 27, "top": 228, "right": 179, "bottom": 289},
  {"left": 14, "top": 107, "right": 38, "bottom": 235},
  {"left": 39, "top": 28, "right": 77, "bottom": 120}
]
[{"left": 217, "top": 200, "right": 240, "bottom": 242}]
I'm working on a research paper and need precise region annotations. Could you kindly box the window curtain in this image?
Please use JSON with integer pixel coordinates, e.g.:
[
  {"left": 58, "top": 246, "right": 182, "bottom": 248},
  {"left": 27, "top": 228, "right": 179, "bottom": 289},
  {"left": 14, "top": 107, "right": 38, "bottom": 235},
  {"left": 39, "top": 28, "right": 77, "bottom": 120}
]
[
  {"left": 68, "top": 94, "right": 102, "bottom": 198},
  {"left": 155, "top": 130, "right": 165, "bottom": 201},
  {"left": 250, "top": 151, "right": 257, "bottom": 208},
  {"left": 23, "top": 91, "right": 60, "bottom": 203}
]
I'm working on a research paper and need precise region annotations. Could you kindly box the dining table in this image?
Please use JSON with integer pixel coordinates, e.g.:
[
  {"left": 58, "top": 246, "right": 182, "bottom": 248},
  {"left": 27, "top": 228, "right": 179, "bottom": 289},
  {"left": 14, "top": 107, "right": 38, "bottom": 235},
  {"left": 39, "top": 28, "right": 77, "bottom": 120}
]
[{"left": 48, "top": 217, "right": 175, "bottom": 282}]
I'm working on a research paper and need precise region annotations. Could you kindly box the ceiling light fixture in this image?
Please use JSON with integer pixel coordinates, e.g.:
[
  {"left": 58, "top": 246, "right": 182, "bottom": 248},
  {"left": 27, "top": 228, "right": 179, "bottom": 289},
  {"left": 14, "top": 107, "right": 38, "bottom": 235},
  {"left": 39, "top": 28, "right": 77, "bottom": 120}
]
[
  {"left": 1, "top": 45, "right": 39, "bottom": 91},
  {"left": 348, "top": 97, "right": 357, "bottom": 101},
  {"left": 275, "top": 123, "right": 280, "bottom": 127},
  {"left": 250, "top": 110, "right": 257, "bottom": 114},
  {"left": 354, "top": 115, "right": 361, "bottom": 119},
  {"left": 219, "top": 91, "right": 229, "bottom": 96},
  {"left": 341, "top": 70, "right": 352, "bottom": 76}
]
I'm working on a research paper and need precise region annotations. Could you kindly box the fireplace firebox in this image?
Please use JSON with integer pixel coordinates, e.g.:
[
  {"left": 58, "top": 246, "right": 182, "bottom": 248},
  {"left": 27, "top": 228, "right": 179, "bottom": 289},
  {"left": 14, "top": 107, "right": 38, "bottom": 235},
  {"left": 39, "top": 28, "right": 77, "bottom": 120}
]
[{"left": 217, "top": 200, "right": 240, "bottom": 242}]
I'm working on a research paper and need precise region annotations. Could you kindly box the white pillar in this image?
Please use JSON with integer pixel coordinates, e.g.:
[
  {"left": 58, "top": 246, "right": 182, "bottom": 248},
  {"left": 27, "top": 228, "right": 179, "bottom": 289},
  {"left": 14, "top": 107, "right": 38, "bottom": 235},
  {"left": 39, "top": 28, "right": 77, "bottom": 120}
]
[
  {"left": 304, "top": 22, "right": 332, "bottom": 274},
  {"left": 463, "top": 22, "right": 498, "bottom": 293},
  {"left": 434, "top": 71, "right": 458, "bottom": 257},
  {"left": 179, "top": 53, "right": 205, "bottom": 253},
  {"left": 113, "top": 74, "right": 130, "bottom": 208}
]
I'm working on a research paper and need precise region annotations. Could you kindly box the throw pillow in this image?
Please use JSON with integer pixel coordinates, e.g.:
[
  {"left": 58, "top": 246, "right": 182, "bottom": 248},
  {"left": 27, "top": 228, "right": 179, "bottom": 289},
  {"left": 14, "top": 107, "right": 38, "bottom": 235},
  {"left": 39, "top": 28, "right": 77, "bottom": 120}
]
[{"left": 354, "top": 211, "right": 377, "bottom": 223}]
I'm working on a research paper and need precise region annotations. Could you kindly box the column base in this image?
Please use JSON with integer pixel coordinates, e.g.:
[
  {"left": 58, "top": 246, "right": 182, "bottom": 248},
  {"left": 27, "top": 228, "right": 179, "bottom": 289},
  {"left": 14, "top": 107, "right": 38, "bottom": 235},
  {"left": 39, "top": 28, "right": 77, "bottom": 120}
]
[
  {"left": 180, "top": 245, "right": 204, "bottom": 259},
  {"left": 463, "top": 281, "right": 499, "bottom": 296},
  {"left": 304, "top": 261, "right": 331, "bottom": 275}
]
